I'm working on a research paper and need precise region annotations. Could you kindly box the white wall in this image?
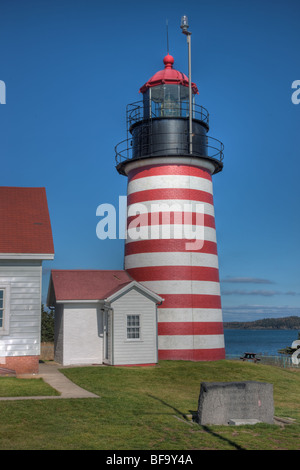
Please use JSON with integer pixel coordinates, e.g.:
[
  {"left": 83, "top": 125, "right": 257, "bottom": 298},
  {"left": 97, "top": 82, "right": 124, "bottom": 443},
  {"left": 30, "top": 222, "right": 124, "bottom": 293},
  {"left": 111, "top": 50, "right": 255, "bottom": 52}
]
[
  {"left": 62, "top": 303, "right": 103, "bottom": 365},
  {"left": 54, "top": 303, "right": 64, "bottom": 364},
  {"left": 0, "top": 261, "right": 42, "bottom": 358},
  {"left": 111, "top": 288, "right": 157, "bottom": 365}
]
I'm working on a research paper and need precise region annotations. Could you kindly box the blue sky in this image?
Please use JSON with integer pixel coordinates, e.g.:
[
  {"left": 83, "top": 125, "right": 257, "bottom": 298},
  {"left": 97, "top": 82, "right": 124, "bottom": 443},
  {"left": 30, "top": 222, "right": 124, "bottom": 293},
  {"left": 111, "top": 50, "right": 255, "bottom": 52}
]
[{"left": 0, "top": 0, "right": 299, "bottom": 321}]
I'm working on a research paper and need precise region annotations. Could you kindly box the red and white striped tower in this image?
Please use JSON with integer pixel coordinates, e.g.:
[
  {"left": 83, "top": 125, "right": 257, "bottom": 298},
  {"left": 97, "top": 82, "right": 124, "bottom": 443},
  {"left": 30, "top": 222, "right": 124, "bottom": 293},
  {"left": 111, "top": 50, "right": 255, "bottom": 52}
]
[{"left": 115, "top": 50, "right": 225, "bottom": 361}]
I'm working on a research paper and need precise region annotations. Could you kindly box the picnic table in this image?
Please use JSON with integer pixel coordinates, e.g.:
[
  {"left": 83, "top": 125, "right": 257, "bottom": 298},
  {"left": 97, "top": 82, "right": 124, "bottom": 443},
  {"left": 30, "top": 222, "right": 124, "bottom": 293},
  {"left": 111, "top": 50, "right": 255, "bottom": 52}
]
[{"left": 240, "top": 352, "right": 261, "bottom": 363}]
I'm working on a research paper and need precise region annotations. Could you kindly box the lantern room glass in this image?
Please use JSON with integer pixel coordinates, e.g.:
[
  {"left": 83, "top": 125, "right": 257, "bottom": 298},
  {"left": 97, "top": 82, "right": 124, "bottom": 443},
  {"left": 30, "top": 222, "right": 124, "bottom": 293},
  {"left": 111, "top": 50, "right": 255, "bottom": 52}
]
[{"left": 143, "top": 84, "right": 194, "bottom": 119}]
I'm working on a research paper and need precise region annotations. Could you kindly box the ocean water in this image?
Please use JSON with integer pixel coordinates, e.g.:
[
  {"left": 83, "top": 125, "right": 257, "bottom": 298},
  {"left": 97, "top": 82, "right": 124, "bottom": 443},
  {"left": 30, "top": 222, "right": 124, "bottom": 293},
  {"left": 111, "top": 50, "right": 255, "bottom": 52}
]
[{"left": 224, "top": 329, "right": 298, "bottom": 357}]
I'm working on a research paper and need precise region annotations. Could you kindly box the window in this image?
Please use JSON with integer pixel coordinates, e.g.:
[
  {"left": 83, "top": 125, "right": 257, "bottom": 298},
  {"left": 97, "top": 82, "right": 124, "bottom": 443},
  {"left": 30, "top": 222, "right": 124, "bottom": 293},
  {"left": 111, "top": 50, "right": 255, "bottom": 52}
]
[
  {"left": 0, "top": 289, "right": 4, "bottom": 329},
  {"left": 127, "top": 315, "right": 140, "bottom": 340},
  {"left": 0, "top": 285, "right": 10, "bottom": 335}
]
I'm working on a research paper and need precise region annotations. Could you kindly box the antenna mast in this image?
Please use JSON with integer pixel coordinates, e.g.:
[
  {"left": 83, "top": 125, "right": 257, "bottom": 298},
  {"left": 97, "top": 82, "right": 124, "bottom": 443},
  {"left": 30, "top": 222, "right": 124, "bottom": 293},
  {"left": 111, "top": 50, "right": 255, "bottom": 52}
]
[{"left": 166, "top": 19, "right": 169, "bottom": 54}]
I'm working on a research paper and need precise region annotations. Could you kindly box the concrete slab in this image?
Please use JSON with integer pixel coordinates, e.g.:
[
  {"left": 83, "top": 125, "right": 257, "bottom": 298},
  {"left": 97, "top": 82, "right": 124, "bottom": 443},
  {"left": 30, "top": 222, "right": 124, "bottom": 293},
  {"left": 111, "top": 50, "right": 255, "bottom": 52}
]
[
  {"left": 38, "top": 362, "right": 99, "bottom": 398},
  {"left": 228, "top": 419, "right": 261, "bottom": 425}
]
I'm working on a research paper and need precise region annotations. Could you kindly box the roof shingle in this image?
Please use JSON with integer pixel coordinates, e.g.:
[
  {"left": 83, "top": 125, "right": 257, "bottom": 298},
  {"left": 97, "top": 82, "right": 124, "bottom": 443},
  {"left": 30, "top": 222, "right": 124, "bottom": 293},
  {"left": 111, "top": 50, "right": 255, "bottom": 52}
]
[
  {"left": 0, "top": 187, "right": 54, "bottom": 254},
  {"left": 50, "top": 270, "right": 134, "bottom": 301}
]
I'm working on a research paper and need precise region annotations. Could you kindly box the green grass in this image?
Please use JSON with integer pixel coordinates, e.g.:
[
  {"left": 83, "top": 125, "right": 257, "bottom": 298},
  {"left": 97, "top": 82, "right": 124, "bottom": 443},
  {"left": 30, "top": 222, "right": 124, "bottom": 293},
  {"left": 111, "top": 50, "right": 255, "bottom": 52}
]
[
  {"left": 0, "top": 377, "right": 60, "bottom": 397},
  {"left": 0, "top": 360, "right": 299, "bottom": 450}
]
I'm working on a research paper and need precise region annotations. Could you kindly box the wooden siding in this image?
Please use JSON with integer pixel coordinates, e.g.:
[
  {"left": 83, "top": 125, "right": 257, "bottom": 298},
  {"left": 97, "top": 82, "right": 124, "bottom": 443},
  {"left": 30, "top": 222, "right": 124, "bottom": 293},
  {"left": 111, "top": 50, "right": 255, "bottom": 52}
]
[
  {"left": 108, "top": 310, "right": 113, "bottom": 363},
  {"left": 0, "top": 262, "right": 42, "bottom": 357},
  {"left": 111, "top": 288, "right": 157, "bottom": 365}
]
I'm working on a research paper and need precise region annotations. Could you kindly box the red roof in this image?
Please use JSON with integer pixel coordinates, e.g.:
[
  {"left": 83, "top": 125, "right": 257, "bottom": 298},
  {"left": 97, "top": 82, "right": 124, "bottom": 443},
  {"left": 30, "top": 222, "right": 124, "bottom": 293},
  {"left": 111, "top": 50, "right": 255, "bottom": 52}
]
[
  {"left": 0, "top": 187, "right": 54, "bottom": 254},
  {"left": 50, "top": 270, "right": 134, "bottom": 301},
  {"left": 139, "top": 54, "right": 199, "bottom": 94}
]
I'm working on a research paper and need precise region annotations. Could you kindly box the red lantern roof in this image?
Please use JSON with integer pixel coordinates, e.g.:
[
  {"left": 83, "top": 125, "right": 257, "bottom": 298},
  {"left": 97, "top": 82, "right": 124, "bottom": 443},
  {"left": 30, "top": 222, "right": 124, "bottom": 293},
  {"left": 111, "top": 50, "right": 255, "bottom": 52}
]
[{"left": 139, "top": 54, "right": 199, "bottom": 94}]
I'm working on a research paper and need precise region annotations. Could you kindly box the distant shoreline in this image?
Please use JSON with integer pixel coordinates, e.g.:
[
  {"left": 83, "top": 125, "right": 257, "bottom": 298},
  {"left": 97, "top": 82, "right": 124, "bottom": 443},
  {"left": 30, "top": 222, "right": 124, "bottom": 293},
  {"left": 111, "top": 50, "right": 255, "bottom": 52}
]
[
  {"left": 223, "top": 315, "right": 300, "bottom": 330},
  {"left": 224, "top": 326, "right": 299, "bottom": 330}
]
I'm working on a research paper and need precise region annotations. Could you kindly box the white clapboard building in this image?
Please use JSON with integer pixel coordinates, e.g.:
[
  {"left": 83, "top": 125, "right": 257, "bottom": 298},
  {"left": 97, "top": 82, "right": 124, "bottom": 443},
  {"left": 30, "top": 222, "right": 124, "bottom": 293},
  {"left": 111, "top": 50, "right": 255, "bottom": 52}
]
[
  {"left": 0, "top": 187, "right": 54, "bottom": 375},
  {"left": 47, "top": 270, "right": 163, "bottom": 366}
]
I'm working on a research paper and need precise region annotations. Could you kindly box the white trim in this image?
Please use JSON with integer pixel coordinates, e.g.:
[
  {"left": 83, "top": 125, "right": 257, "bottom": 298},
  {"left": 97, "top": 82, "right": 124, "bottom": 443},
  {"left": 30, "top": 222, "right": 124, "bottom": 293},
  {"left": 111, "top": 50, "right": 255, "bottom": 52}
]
[
  {"left": 125, "top": 313, "right": 142, "bottom": 342},
  {"left": 105, "top": 281, "right": 164, "bottom": 304},
  {"left": 102, "top": 308, "right": 110, "bottom": 364},
  {"left": 0, "top": 253, "right": 54, "bottom": 260}
]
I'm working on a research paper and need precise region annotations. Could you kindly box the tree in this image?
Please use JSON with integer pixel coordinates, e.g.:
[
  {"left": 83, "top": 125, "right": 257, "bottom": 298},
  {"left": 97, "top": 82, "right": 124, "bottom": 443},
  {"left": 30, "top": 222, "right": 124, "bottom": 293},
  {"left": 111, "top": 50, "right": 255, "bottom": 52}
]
[{"left": 41, "top": 304, "right": 55, "bottom": 342}]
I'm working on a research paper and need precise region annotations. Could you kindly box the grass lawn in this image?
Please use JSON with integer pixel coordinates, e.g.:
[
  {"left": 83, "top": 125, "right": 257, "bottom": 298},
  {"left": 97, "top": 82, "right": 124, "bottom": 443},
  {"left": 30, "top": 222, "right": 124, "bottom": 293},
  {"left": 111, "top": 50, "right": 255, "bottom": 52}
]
[
  {"left": 0, "top": 360, "right": 299, "bottom": 450},
  {"left": 0, "top": 377, "right": 60, "bottom": 398}
]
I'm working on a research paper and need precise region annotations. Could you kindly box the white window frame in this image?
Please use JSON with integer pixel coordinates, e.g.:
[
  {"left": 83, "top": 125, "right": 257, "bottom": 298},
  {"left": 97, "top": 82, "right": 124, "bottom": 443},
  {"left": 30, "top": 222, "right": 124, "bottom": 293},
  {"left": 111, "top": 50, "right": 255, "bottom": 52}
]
[
  {"left": 126, "top": 314, "right": 141, "bottom": 341},
  {"left": 0, "top": 285, "right": 11, "bottom": 336}
]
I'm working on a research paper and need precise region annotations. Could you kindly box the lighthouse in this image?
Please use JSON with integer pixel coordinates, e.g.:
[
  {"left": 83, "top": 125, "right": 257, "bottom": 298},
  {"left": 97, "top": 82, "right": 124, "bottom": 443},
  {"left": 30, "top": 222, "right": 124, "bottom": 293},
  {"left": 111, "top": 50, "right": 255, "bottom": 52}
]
[{"left": 115, "top": 19, "right": 225, "bottom": 361}]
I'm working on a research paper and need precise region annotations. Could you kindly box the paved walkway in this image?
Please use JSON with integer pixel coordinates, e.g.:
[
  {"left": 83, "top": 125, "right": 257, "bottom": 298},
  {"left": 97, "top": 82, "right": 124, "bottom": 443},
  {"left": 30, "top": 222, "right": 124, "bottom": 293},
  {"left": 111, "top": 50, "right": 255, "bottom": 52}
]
[{"left": 0, "top": 362, "right": 99, "bottom": 401}]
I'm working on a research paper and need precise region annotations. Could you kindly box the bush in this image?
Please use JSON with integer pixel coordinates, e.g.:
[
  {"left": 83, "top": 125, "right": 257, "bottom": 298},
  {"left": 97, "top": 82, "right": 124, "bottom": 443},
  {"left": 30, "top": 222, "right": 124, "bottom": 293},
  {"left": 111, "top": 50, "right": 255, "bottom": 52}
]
[{"left": 41, "top": 304, "right": 54, "bottom": 342}]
